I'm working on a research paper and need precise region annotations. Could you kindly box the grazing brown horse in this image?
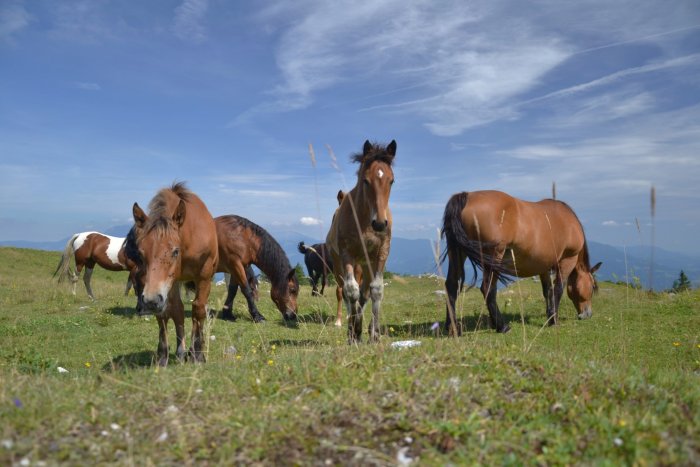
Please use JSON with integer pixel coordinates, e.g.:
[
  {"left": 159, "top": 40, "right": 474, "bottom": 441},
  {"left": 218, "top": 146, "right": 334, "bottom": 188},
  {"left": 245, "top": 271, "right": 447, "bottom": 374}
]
[
  {"left": 54, "top": 231, "right": 138, "bottom": 300},
  {"left": 298, "top": 241, "right": 333, "bottom": 296},
  {"left": 327, "top": 140, "right": 396, "bottom": 343},
  {"left": 441, "top": 190, "right": 602, "bottom": 335},
  {"left": 132, "top": 182, "right": 218, "bottom": 366},
  {"left": 214, "top": 215, "right": 298, "bottom": 323}
]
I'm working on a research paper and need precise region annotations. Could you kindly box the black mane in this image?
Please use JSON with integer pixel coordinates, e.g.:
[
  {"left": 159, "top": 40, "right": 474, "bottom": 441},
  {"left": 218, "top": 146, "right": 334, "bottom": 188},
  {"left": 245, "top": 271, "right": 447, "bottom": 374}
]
[{"left": 351, "top": 141, "right": 395, "bottom": 173}]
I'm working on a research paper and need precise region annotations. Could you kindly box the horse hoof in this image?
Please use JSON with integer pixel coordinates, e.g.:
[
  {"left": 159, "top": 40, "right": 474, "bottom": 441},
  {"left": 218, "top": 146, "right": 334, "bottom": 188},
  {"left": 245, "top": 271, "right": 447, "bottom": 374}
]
[
  {"left": 497, "top": 324, "right": 511, "bottom": 334},
  {"left": 334, "top": 319, "right": 342, "bottom": 327},
  {"left": 220, "top": 309, "right": 237, "bottom": 322},
  {"left": 253, "top": 315, "right": 266, "bottom": 323},
  {"left": 577, "top": 311, "right": 592, "bottom": 320}
]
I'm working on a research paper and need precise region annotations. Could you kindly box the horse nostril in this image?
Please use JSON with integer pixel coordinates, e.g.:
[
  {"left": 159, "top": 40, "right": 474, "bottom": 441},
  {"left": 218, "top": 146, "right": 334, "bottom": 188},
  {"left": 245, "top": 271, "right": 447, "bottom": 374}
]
[
  {"left": 157, "top": 294, "right": 164, "bottom": 304},
  {"left": 372, "top": 220, "right": 387, "bottom": 232}
]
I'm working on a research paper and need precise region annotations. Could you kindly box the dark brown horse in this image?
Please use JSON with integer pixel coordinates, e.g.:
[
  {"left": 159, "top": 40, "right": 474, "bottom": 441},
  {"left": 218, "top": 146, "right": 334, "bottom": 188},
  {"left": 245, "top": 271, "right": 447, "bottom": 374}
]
[
  {"left": 132, "top": 182, "right": 218, "bottom": 365},
  {"left": 327, "top": 140, "right": 396, "bottom": 343},
  {"left": 214, "top": 215, "right": 298, "bottom": 323},
  {"left": 54, "top": 231, "right": 138, "bottom": 300},
  {"left": 441, "top": 190, "right": 602, "bottom": 335},
  {"left": 298, "top": 241, "right": 333, "bottom": 296}
]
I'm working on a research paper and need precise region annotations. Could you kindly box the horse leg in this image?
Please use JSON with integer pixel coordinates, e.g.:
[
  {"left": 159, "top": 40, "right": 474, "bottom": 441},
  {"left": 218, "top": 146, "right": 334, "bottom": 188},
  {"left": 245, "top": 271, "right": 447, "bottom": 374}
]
[
  {"left": 481, "top": 268, "right": 510, "bottom": 333},
  {"left": 221, "top": 282, "right": 239, "bottom": 321},
  {"left": 169, "top": 286, "right": 186, "bottom": 363},
  {"left": 156, "top": 315, "right": 170, "bottom": 367},
  {"left": 552, "top": 258, "right": 576, "bottom": 324},
  {"left": 310, "top": 270, "right": 320, "bottom": 296},
  {"left": 320, "top": 270, "right": 326, "bottom": 296},
  {"left": 71, "top": 264, "right": 82, "bottom": 296},
  {"left": 189, "top": 280, "right": 210, "bottom": 363},
  {"left": 444, "top": 248, "right": 466, "bottom": 337},
  {"left": 367, "top": 269, "right": 385, "bottom": 343},
  {"left": 124, "top": 276, "right": 133, "bottom": 296},
  {"left": 343, "top": 263, "right": 362, "bottom": 344},
  {"left": 83, "top": 266, "right": 95, "bottom": 301},
  {"left": 334, "top": 284, "right": 343, "bottom": 327},
  {"left": 241, "top": 282, "right": 265, "bottom": 322},
  {"left": 540, "top": 271, "right": 555, "bottom": 325}
]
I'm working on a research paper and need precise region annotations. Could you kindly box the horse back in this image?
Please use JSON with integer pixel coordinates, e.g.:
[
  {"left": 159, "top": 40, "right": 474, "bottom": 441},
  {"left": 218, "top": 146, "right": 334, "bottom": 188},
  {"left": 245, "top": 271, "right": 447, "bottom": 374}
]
[{"left": 180, "top": 193, "right": 218, "bottom": 278}]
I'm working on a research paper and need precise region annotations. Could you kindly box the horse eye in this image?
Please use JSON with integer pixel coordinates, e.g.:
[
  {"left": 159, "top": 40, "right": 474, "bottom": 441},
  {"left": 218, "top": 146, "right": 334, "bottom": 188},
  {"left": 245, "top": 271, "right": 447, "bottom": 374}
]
[
  {"left": 363, "top": 179, "right": 370, "bottom": 186},
  {"left": 172, "top": 248, "right": 180, "bottom": 258}
]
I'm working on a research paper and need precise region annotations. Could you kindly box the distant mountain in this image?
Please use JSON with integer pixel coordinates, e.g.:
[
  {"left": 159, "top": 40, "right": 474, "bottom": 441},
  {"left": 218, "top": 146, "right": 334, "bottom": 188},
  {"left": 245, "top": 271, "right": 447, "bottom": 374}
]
[{"left": 2, "top": 227, "right": 697, "bottom": 291}]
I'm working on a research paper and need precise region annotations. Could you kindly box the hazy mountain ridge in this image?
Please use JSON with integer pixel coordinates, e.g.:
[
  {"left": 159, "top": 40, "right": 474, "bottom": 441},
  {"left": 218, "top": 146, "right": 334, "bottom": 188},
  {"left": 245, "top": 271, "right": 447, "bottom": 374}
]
[{"left": 2, "top": 227, "right": 697, "bottom": 290}]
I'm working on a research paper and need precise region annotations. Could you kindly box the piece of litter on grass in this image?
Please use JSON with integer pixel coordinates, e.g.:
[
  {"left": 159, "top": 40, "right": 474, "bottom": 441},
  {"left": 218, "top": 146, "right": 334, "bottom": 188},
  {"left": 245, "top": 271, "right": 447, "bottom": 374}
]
[
  {"left": 225, "top": 346, "right": 237, "bottom": 356},
  {"left": 156, "top": 431, "right": 168, "bottom": 443},
  {"left": 57, "top": 367, "right": 69, "bottom": 373},
  {"left": 397, "top": 447, "right": 415, "bottom": 466},
  {"left": 613, "top": 437, "right": 623, "bottom": 447},
  {"left": 79, "top": 306, "right": 90, "bottom": 310},
  {"left": 164, "top": 405, "right": 179, "bottom": 414},
  {"left": 2, "top": 439, "right": 13, "bottom": 450},
  {"left": 434, "top": 290, "right": 446, "bottom": 295},
  {"left": 110, "top": 423, "right": 121, "bottom": 431},
  {"left": 209, "top": 335, "right": 216, "bottom": 341},
  {"left": 391, "top": 340, "right": 422, "bottom": 349},
  {"left": 195, "top": 388, "right": 203, "bottom": 394}
]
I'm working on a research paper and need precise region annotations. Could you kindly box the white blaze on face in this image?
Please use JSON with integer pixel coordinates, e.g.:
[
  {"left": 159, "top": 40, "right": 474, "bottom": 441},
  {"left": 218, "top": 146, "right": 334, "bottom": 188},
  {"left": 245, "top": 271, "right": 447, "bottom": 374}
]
[{"left": 378, "top": 169, "right": 384, "bottom": 179}]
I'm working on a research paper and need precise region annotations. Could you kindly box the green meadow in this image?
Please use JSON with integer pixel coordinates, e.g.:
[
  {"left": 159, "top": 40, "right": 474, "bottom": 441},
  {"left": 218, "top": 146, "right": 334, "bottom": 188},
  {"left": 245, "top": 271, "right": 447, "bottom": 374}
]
[{"left": 0, "top": 246, "right": 698, "bottom": 465}]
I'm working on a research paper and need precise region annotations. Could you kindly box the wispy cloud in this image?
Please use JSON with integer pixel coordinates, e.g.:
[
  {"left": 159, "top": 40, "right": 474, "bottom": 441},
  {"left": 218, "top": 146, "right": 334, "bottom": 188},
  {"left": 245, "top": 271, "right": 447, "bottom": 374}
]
[
  {"left": 73, "top": 81, "right": 101, "bottom": 91},
  {"left": 172, "top": 0, "right": 208, "bottom": 44},
  {"left": 0, "top": 1, "right": 30, "bottom": 44}
]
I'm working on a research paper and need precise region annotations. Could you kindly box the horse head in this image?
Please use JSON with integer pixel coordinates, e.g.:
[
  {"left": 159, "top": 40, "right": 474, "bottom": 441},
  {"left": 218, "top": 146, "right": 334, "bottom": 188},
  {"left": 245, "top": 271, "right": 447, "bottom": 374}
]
[
  {"left": 132, "top": 199, "right": 186, "bottom": 315},
  {"left": 354, "top": 140, "right": 396, "bottom": 233},
  {"left": 270, "top": 268, "right": 299, "bottom": 322},
  {"left": 567, "top": 261, "right": 602, "bottom": 320}
]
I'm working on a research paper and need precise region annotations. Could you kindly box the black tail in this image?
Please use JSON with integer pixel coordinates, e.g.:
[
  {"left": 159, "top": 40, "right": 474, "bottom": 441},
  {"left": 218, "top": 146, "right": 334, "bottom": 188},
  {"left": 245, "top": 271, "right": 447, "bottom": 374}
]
[
  {"left": 297, "top": 241, "right": 308, "bottom": 255},
  {"left": 440, "top": 192, "right": 511, "bottom": 288}
]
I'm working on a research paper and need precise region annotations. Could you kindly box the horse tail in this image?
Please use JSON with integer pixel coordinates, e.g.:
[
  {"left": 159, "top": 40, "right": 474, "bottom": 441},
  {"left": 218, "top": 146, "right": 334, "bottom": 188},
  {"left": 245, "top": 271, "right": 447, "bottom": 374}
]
[
  {"left": 297, "top": 241, "right": 308, "bottom": 255},
  {"left": 440, "top": 192, "right": 511, "bottom": 288},
  {"left": 53, "top": 234, "right": 79, "bottom": 283}
]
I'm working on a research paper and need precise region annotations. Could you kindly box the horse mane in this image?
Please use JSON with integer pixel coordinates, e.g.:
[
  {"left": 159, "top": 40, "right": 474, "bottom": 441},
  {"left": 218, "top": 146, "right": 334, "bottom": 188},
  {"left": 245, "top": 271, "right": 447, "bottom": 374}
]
[
  {"left": 124, "top": 225, "right": 142, "bottom": 266},
  {"left": 142, "top": 182, "right": 192, "bottom": 237},
  {"left": 550, "top": 199, "right": 592, "bottom": 271},
  {"left": 351, "top": 141, "right": 395, "bottom": 173},
  {"left": 220, "top": 215, "right": 298, "bottom": 290}
]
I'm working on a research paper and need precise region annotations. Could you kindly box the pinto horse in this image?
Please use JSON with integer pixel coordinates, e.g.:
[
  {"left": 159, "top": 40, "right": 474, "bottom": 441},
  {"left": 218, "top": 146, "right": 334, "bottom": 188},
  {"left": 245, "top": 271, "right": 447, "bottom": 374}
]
[
  {"left": 132, "top": 182, "right": 218, "bottom": 365},
  {"left": 54, "top": 231, "right": 138, "bottom": 300},
  {"left": 441, "top": 190, "right": 602, "bottom": 335},
  {"left": 327, "top": 140, "right": 396, "bottom": 343},
  {"left": 214, "top": 215, "right": 298, "bottom": 323},
  {"left": 298, "top": 241, "right": 333, "bottom": 296}
]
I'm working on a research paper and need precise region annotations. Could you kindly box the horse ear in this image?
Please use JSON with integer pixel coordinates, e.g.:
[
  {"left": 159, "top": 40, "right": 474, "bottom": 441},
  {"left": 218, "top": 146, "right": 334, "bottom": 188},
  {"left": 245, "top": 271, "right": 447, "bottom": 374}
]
[
  {"left": 336, "top": 190, "right": 345, "bottom": 205},
  {"left": 363, "top": 140, "right": 372, "bottom": 156},
  {"left": 174, "top": 199, "right": 186, "bottom": 228},
  {"left": 133, "top": 203, "right": 147, "bottom": 228},
  {"left": 386, "top": 139, "right": 397, "bottom": 158},
  {"left": 287, "top": 269, "right": 296, "bottom": 281},
  {"left": 590, "top": 262, "right": 602, "bottom": 274}
]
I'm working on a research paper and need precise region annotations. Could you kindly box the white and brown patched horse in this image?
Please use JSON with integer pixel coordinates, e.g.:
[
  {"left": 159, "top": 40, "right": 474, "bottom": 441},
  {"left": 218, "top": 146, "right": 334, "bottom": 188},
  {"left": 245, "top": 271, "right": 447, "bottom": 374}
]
[
  {"left": 132, "top": 182, "right": 218, "bottom": 366},
  {"left": 441, "top": 190, "right": 602, "bottom": 335},
  {"left": 327, "top": 140, "right": 396, "bottom": 343},
  {"left": 54, "top": 232, "right": 138, "bottom": 300}
]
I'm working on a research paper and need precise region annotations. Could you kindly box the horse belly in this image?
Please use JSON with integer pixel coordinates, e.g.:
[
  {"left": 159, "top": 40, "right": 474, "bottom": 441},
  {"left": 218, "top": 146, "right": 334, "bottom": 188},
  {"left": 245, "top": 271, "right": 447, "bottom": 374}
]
[{"left": 503, "top": 248, "right": 557, "bottom": 278}]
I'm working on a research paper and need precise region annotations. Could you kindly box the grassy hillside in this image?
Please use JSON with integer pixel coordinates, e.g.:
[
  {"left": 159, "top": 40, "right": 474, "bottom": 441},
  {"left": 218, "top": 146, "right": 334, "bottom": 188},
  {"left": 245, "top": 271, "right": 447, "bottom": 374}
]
[{"left": 0, "top": 247, "right": 698, "bottom": 465}]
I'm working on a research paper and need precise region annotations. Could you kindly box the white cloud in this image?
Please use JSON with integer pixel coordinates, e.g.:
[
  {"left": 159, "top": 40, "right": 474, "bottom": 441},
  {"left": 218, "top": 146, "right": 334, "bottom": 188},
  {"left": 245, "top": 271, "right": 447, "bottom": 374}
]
[
  {"left": 602, "top": 220, "right": 619, "bottom": 226},
  {"left": 299, "top": 216, "right": 322, "bottom": 226},
  {"left": 172, "top": 0, "right": 208, "bottom": 43},
  {"left": 0, "top": 1, "right": 30, "bottom": 43}
]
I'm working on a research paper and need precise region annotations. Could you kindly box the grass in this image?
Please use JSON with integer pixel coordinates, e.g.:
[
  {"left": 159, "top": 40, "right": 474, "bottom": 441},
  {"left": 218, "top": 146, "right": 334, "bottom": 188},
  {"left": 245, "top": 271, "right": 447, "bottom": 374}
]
[{"left": 1, "top": 246, "right": 699, "bottom": 465}]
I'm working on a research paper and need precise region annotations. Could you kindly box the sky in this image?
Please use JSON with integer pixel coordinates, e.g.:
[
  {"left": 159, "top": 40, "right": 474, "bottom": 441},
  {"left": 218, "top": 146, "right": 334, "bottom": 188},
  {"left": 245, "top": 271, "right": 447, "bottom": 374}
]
[{"left": 1, "top": 0, "right": 699, "bottom": 255}]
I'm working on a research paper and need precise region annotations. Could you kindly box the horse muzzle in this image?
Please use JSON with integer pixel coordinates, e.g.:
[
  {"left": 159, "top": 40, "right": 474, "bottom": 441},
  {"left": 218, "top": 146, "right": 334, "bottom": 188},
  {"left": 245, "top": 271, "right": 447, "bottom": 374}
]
[
  {"left": 577, "top": 307, "right": 592, "bottom": 320},
  {"left": 371, "top": 219, "right": 388, "bottom": 232},
  {"left": 141, "top": 293, "right": 166, "bottom": 316},
  {"left": 283, "top": 309, "right": 297, "bottom": 322}
]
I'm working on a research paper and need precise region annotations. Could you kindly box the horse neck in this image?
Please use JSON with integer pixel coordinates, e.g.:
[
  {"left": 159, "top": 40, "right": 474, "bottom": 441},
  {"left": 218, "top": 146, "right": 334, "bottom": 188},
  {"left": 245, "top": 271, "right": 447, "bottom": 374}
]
[{"left": 252, "top": 234, "right": 290, "bottom": 289}]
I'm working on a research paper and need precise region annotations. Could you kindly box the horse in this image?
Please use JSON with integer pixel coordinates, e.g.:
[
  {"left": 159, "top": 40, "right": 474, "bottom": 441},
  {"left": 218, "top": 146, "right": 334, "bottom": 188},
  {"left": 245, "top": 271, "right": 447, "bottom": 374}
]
[
  {"left": 298, "top": 241, "right": 333, "bottom": 296},
  {"left": 326, "top": 140, "right": 396, "bottom": 343},
  {"left": 183, "top": 266, "right": 259, "bottom": 316},
  {"left": 440, "top": 190, "right": 602, "bottom": 336},
  {"left": 132, "top": 182, "right": 218, "bottom": 366},
  {"left": 53, "top": 231, "right": 138, "bottom": 300},
  {"left": 214, "top": 215, "right": 298, "bottom": 323},
  {"left": 123, "top": 225, "right": 146, "bottom": 314}
]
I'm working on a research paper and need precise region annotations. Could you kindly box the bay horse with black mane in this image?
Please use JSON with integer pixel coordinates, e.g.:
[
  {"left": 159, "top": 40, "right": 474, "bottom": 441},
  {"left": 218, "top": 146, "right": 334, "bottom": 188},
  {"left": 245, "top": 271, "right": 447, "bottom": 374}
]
[
  {"left": 214, "top": 215, "right": 298, "bottom": 323},
  {"left": 132, "top": 182, "right": 218, "bottom": 366},
  {"left": 327, "top": 140, "right": 396, "bottom": 343},
  {"left": 298, "top": 241, "right": 333, "bottom": 296},
  {"left": 441, "top": 190, "right": 602, "bottom": 336},
  {"left": 54, "top": 231, "right": 139, "bottom": 300}
]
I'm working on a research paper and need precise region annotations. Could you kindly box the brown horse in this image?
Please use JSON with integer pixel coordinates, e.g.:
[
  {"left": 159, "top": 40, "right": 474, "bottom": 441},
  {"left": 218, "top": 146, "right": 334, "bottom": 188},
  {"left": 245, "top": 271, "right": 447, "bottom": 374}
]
[
  {"left": 132, "top": 182, "right": 218, "bottom": 366},
  {"left": 54, "top": 231, "right": 138, "bottom": 300},
  {"left": 214, "top": 215, "right": 298, "bottom": 323},
  {"left": 327, "top": 140, "right": 396, "bottom": 343},
  {"left": 441, "top": 190, "right": 602, "bottom": 335}
]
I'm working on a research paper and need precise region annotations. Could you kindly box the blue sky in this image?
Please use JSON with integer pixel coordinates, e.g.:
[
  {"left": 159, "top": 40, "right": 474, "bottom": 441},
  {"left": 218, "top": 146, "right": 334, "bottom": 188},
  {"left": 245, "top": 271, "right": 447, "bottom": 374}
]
[{"left": 1, "top": 0, "right": 699, "bottom": 255}]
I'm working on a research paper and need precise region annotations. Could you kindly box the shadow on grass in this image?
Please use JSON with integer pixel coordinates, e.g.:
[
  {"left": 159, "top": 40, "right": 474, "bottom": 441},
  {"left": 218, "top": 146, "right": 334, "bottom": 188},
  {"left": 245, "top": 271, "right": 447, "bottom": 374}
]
[
  {"left": 296, "top": 311, "right": 335, "bottom": 325},
  {"left": 387, "top": 312, "right": 535, "bottom": 338},
  {"left": 269, "top": 338, "right": 325, "bottom": 347},
  {"left": 102, "top": 351, "right": 154, "bottom": 371},
  {"left": 105, "top": 307, "right": 137, "bottom": 318}
]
